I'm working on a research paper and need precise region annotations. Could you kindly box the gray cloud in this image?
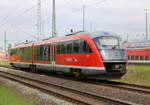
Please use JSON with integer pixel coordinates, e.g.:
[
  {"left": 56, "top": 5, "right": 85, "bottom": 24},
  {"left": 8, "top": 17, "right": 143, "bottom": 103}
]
[{"left": 0, "top": 0, "right": 150, "bottom": 49}]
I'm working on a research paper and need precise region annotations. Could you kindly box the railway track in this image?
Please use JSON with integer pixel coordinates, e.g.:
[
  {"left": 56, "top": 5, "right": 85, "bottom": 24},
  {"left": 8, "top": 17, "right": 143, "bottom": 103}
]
[
  {"left": 0, "top": 70, "right": 134, "bottom": 105},
  {"left": 1, "top": 66, "right": 150, "bottom": 96},
  {"left": 86, "top": 79, "right": 150, "bottom": 95}
]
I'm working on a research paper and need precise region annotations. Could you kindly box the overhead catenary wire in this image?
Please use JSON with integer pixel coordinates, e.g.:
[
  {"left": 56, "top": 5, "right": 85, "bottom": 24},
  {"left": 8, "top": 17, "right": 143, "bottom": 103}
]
[
  {"left": 0, "top": 0, "right": 107, "bottom": 42},
  {"left": 11, "top": 24, "right": 38, "bottom": 40},
  {"left": 1, "top": 0, "right": 47, "bottom": 26},
  {"left": 37, "top": 0, "right": 107, "bottom": 25},
  {"left": 0, "top": 0, "right": 29, "bottom": 24}
]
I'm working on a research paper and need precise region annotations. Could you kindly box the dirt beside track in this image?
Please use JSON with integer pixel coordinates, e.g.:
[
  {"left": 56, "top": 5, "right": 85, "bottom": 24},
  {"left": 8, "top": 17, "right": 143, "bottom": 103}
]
[
  {"left": 0, "top": 67, "right": 150, "bottom": 105},
  {"left": 0, "top": 77, "right": 75, "bottom": 105}
]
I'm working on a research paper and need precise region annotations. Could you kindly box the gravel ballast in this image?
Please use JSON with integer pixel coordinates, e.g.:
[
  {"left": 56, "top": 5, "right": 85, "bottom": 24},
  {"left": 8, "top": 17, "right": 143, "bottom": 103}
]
[
  {"left": 0, "top": 76, "right": 75, "bottom": 105},
  {"left": 0, "top": 67, "right": 150, "bottom": 105}
]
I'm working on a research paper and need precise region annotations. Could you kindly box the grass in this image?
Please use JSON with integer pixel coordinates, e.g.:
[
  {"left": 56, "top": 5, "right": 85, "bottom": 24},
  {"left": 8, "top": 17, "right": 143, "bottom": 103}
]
[
  {"left": 0, "top": 84, "right": 34, "bottom": 105},
  {"left": 114, "top": 65, "right": 150, "bottom": 86},
  {"left": 0, "top": 60, "right": 10, "bottom": 67}
]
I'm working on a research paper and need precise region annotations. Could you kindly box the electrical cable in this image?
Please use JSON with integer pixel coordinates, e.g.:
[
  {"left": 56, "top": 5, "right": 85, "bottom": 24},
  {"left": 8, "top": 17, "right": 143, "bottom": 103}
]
[
  {"left": 2, "top": 0, "right": 47, "bottom": 25},
  {"left": 11, "top": 24, "right": 38, "bottom": 40},
  {"left": 0, "top": 0, "right": 29, "bottom": 24},
  {"left": 37, "top": 0, "right": 107, "bottom": 24}
]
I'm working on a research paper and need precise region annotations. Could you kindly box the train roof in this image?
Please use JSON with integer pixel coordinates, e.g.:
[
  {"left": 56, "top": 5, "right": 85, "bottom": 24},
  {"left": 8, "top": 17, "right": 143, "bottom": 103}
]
[
  {"left": 126, "top": 39, "right": 150, "bottom": 44},
  {"left": 125, "top": 39, "right": 150, "bottom": 48},
  {"left": 87, "top": 31, "right": 119, "bottom": 38},
  {"left": 11, "top": 31, "right": 119, "bottom": 49}
]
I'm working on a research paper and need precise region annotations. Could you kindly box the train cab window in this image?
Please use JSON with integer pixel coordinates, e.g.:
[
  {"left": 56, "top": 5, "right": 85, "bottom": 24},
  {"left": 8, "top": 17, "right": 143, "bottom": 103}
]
[{"left": 93, "top": 36, "right": 120, "bottom": 49}]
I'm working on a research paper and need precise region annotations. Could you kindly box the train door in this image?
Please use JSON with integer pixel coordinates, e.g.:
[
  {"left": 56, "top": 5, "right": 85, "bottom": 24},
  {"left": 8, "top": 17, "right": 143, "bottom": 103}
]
[{"left": 52, "top": 42, "right": 56, "bottom": 70}]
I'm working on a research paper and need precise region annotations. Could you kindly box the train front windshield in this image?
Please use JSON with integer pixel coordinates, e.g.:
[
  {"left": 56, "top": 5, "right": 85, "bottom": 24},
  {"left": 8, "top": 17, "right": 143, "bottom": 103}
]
[{"left": 94, "top": 36, "right": 126, "bottom": 61}]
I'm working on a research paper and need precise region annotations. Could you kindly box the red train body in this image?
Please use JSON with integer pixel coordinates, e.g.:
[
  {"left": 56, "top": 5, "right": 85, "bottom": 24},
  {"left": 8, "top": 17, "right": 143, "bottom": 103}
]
[
  {"left": 9, "top": 31, "right": 127, "bottom": 79},
  {"left": 125, "top": 40, "right": 150, "bottom": 64}
]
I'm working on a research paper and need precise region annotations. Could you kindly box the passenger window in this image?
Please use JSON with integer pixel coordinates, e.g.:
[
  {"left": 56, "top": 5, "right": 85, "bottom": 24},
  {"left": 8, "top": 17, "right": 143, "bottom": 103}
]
[
  {"left": 73, "top": 40, "right": 80, "bottom": 53},
  {"left": 145, "top": 55, "right": 149, "bottom": 60},
  {"left": 57, "top": 43, "right": 61, "bottom": 54},
  {"left": 135, "top": 55, "right": 139, "bottom": 60},
  {"left": 10, "top": 49, "right": 17, "bottom": 56},
  {"left": 140, "top": 55, "right": 144, "bottom": 60},
  {"left": 131, "top": 55, "right": 134, "bottom": 60},
  {"left": 43, "top": 45, "right": 50, "bottom": 61},
  {"left": 60, "top": 43, "right": 66, "bottom": 54},
  {"left": 19, "top": 47, "right": 31, "bottom": 61},
  {"left": 57, "top": 39, "right": 92, "bottom": 54},
  {"left": 34, "top": 44, "right": 50, "bottom": 61},
  {"left": 128, "top": 56, "right": 130, "bottom": 60},
  {"left": 66, "top": 41, "right": 73, "bottom": 54}
]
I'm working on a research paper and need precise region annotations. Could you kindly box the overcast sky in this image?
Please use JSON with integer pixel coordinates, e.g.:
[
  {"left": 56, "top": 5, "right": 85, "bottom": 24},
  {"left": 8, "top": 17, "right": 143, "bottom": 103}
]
[{"left": 0, "top": 0, "right": 150, "bottom": 49}]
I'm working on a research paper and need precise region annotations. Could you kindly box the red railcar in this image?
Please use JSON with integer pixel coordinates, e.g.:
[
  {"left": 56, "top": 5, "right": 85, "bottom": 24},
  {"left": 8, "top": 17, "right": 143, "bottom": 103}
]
[
  {"left": 9, "top": 31, "right": 127, "bottom": 79},
  {"left": 125, "top": 40, "right": 150, "bottom": 64}
]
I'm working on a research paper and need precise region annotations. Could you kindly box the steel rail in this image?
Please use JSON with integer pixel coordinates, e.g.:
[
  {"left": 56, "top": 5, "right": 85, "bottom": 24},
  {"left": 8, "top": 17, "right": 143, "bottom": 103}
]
[
  {"left": 0, "top": 66, "right": 150, "bottom": 95},
  {"left": 88, "top": 79, "right": 150, "bottom": 95},
  {"left": 0, "top": 71, "right": 134, "bottom": 105}
]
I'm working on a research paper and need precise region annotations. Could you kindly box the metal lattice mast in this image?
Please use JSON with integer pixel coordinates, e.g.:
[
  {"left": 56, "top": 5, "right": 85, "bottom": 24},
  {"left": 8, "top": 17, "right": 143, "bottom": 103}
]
[
  {"left": 37, "top": 0, "right": 42, "bottom": 40},
  {"left": 52, "top": 0, "right": 56, "bottom": 37},
  {"left": 144, "top": 9, "right": 149, "bottom": 39},
  {"left": 83, "top": 5, "right": 85, "bottom": 31}
]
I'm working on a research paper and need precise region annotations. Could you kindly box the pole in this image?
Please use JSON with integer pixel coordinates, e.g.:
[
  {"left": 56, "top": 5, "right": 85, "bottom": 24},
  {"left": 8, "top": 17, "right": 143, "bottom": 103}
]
[
  {"left": 52, "top": 0, "right": 56, "bottom": 37},
  {"left": 144, "top": 9, "right": 149, "bottom": 39},
  {"left": 83, "top": 5, "right": 85, "bottom": 31},
  {"left": 127, "top": 33, "right": 128, "bottom": 41},
  {"left": 4, "top": 31, "right": 7, "bottom": 59},
  {"left": 37, "top": 0, "right": 42, "bottom": 40},
  {"left": 90, "top": 22, "right": 92, "bottom": 32}
]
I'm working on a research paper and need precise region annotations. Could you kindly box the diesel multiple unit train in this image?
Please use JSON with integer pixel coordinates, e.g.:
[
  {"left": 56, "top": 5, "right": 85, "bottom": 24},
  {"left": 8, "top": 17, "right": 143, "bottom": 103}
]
[{"left": 9, "top": 31, "right": 127, "bottom": 79}]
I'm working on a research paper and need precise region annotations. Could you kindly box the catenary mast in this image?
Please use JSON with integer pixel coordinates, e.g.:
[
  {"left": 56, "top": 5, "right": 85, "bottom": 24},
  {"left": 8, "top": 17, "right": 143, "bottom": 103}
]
[
  {"left": 37, "top": 0, "right": 42, "bottom": 40},
  {"left": 52, "top": 0, "right": 56, "bottom": 37}
]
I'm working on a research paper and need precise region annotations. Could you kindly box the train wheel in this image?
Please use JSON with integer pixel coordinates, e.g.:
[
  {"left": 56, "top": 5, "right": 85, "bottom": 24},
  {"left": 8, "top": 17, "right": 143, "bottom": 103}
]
[
  {"left": 15, "top": 67, "right": 20, "bottom": 70},
  {"left": 71, "top": 69, "right": 86, "bottom": 80},
  {"left": 11, "top": 63, "right": 19, "bottom": 70},
  {"left": 31, "top": 65, "right": 37, "bottom": 72}
]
